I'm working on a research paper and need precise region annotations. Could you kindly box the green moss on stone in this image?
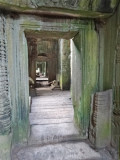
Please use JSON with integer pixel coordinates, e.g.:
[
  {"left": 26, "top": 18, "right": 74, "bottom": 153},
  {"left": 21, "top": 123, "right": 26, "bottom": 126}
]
[
  {"left": 71, "top": 21, "right": 99, "bottom": 137},
  {"left": 111, "top": 0, "right": 119, "bottom": 8}
]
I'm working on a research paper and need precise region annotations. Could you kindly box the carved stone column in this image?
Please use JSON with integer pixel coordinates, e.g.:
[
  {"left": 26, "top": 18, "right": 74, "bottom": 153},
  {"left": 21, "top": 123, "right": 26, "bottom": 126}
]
[
  {"left": 0, "top": 15, "right": 11, "bottom": 135},
  {"left": 0, "top": 15, "right": 11, "bottom": 160}
]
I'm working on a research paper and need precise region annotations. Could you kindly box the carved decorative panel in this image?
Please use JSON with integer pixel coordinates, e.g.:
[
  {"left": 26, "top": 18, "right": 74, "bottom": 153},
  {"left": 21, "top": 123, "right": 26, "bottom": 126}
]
[
  {"left": 30, "top": 0, "right": 79, "bottom": 9},
  {"left": 0, "top": 15, "right": 11, "bottom": 135},
  {"left": 89, "top": 90, "right": 112, "bottom": 148}
]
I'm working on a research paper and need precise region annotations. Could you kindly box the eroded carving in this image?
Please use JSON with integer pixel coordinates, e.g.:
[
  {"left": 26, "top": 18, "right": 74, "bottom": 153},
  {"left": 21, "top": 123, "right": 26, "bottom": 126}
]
[
  {"left": 89, "top": 90, "right": 112, "bottom": 148},
  {"left": 0, "top": 15, "right": 11, "bottom": 135},
  {"left": 30, "top": 0, "right": 79, "bottom": 9}
]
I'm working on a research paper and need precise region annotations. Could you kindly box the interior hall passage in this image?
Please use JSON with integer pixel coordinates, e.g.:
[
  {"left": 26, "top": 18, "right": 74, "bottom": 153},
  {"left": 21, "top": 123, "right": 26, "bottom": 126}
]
[{"left": 29, "top": 89, "right": 80, "bottom": 145}]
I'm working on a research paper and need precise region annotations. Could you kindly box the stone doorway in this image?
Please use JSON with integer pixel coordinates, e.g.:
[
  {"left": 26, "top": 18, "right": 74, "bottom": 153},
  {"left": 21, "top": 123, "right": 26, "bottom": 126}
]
[
  {"left": 7, "top": 15, "right": 117, "bottom": 160},
  {"left": 8, "top": 15, "right": 99, "bottom": 146},
  {"left": 26, "top": 29, "right": 76, "bottom": 144}
]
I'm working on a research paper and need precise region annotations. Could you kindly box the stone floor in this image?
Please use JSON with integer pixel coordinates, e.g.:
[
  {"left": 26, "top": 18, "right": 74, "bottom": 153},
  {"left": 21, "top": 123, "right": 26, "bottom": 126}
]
[
  {"left": 12, "top": 88, "right": 114, "bottom": 160},
  {"left": 29, "top": 88, "right": 80, "bottom": 145}
]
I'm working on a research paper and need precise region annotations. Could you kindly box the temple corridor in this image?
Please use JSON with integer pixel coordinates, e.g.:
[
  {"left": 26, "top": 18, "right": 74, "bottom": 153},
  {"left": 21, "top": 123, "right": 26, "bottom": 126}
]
[
  {"left": 12, "top": 89, "right": 114, "bottom": 160},
  {"left": 0, "top": 1, "right": 120, "bottom": 160},
  {"left": 29, "top": 89, "right": 79, "bottom": 145}
]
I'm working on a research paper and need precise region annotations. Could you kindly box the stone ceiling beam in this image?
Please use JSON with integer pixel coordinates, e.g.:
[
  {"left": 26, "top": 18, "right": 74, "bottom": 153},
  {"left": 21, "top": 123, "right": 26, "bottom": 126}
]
[
  {"left": 25, "top": 30, "right": 78, "bottom": 40},
  {"left": 0, "top": 0, "right": 119, "bottom": 18}
]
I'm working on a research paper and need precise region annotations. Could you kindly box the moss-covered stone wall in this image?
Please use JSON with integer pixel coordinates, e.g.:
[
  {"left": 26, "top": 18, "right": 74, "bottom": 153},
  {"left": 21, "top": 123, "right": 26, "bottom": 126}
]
[
  {"left": 98, "top": 2, "right": 120, "bottom": 154},
  {"left": 0, "top": 2, "right": 119, "bottom": 159},
  {"left": 7, "top": 16, "right": 29, "bottom": 145},
  {"left": 71, "top": 23, "right": 99, "bottom": 137},
  {"left": 5, "top": 15, "right": 87, "bottom": 149},
  {"left": 59, "top": 39, "right": 71, "bottom": 90}
]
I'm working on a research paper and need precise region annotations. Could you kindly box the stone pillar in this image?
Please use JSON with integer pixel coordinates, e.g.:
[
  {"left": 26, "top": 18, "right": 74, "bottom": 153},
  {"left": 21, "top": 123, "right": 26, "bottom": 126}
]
[
  {"left": 44, "top": 62, "right": 47, "bottom": 77},
  {"left": 46, "top": 61, "right": 49, "bottom": 77},
  {"left": 0, "top": 15, "right": 11, "bottom": 160},
  {"left": 27, "top": 38, "right": 37, "bottom": 84},
  {"left": 48, "top": 59, "right": 56, "bottom": 82},
  {"left": 60, "top": 39, "right": 70, "bottom": 90},
  {"left": 31, "top": 60, "right": 36, "bottom": 82}
]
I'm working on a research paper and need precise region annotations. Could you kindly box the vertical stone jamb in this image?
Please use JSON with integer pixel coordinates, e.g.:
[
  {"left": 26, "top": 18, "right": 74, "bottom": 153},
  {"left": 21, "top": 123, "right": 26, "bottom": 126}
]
[
  {"left": 0, "top": 14, "right": 11, "bottom": 160},
  {"left": 60, "top": 39, "right": 71, "bottom": 90}
]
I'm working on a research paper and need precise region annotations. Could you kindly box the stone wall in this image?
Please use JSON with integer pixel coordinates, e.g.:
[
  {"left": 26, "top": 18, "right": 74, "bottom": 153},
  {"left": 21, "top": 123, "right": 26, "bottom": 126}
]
[
  {"left": 0, "top": 3, "right": 119, "bottom": 159},
  {"left": 7, "top": 16, "right": 29, "bottom": 144},
  {"left": 93, "top": 2, "right": 120, "bottom": 154},
  {"left": 106, "top": 3, "right": 120, "bottom": 151}
]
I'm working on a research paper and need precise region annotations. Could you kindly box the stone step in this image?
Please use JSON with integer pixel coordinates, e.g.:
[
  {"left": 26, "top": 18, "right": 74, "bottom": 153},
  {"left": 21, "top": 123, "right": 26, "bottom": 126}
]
[
  {"left": 29, "top": 117, "right": 73, "bottom": 125},
  {"left": 31, "top": 106, "right": 73, "bottom": 111},
  {"left": 31, "top": 106, "right": 73, "bottom": 112},
  {"left": 12, "top": 142, "right": 108, "bottom": 160},
  {"left": 32, "top": 98, "right": 72, "bottom": 101},
  {"left": 29, "top": 123, "right": 80, "bottom": 145},
  {"left": 32, "top": 101, "right": 72, "bottom": 106},
  {"left": 29, "top": 110, "right": 73, "bottom": 119}
]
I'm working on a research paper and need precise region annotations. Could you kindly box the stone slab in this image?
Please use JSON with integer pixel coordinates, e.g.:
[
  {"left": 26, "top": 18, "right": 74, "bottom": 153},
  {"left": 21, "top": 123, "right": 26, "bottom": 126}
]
[
  {"left": 29, "top": 110, "right": 73, "bottom": 119},
  {"left": 31, "top": 107, "right": 73, "bottom": 112},
  {"left": 29, "top": 118, "right": 73, "bottom": 125},
  {"left": 12, "top": 142, "right": 104, "bottom": 160},
  {"left": 29, "top": 123, "right": 80, "bottom": 145},
  {"left": 31, "top": 106, "right": 73, "bottom": 112}
]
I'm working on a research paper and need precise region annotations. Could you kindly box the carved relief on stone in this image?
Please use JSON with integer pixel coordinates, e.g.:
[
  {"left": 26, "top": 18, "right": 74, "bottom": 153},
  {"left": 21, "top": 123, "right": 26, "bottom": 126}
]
[
  {"left": 0, "top": 15, "right": 11, "bottom": 135},
  {"left": 89, "top": 90, "right": 112, "bottom": 148},
  {"left": 61, "top": 0, "right": 79, "bottom": 8},
  {"left": 30, "top": 0, "right": 79, "bottom": 9}
]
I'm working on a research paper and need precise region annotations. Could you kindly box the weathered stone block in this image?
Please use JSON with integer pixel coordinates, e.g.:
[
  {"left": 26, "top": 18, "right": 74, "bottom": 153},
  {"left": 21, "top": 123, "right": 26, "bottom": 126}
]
[{"left": 89, "top": 89, "right": 112, "bottom": 148}]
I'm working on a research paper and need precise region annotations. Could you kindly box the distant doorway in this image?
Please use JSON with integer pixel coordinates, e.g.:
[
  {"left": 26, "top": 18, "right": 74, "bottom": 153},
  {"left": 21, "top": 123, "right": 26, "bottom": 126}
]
[{"left": 36, "top": 61, "right": 48, "bottom": 87}]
